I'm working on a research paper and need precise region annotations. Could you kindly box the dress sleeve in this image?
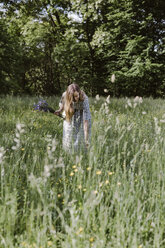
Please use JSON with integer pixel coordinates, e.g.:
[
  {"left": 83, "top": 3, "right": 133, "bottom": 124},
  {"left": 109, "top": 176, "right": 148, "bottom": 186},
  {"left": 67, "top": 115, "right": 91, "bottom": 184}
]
[
  {"left": 59, "top": 92, "right": 66, "bottom": 108},
  {"left": 83, "top": 95, "right": 91, "bottom": 120}
]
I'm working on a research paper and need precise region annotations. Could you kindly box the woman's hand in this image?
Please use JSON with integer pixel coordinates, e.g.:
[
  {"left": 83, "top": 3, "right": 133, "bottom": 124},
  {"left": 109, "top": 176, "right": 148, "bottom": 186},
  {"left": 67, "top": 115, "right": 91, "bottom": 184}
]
[
  {"left": 54, "top": 110, "right": 61, "bottom": 116},
  {"left": 85, "top": 140, "right": 89, "bottom": 149}
]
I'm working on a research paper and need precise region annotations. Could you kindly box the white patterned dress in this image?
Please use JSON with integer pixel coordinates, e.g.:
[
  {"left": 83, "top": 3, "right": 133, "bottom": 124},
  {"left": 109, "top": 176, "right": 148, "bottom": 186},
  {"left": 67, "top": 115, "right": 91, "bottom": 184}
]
[{"left": 60, "top": 92, "right": 91, "bottom": 152}]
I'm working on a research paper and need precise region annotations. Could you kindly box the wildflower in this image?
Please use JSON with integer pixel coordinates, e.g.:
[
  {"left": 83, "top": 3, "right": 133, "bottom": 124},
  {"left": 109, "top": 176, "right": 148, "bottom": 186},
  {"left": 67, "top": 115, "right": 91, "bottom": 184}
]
[
  {"left": 83, "top": 188, "right": 86, "bottom": 192},
  {"left": 127, "top": 99, "right": 132, "bottom": 108},
  {"left": 105, "top": 180, "right": 109, "bottom": 185},
  {"left": 76, "top": 227, "right": 83, "bottom": 235},
  {"left": 93, "top": 190, "right": 98, "bottom": 194},
  {"left": 21, "top": 148, "right": 25, "bottom": 151},
  {"left": 79, "top": 227, "right": 83, "bottom": 233},
  {"left": 150, "top": 222, "right": 155, "bottom": 228},
  {"left": 47, "top": 241, "right": 53, "bottom": 247},
  {"left": 20, "top": 242, "right": 27, "bottom": 247},
  {"left": 33, "top": 100, "right": 55, "bottom": 113},
  {"left": 134, "top": 96, "right": 143, "bottom": 104},
  {"left": 117, "top": 182, "right": 121, "bottom": 186},
  {"left": 108, "top": 171, "right": 114, "bottom": 176},
  {"left": 95, "top": 94, "right": 100, "bottom": 101},
  {"left": 111, "top": 74, "right": 115, "bottom": 83},
  {"left": 16, "top": 123, "right": 25, "bottom": 132},
  {"left": 44, "top": 165, "right": 51, "bottom": 177},
  {"left": 104, "top": 89, "right": 108, "bottom": 93},
  {"left": 72, "top": 165, "right": 77, "bottom": 169},
  {"left": 74, "top": 168, "right": 78, "bottom": 172},
  {"left": 78, "top": 185, "right": 82, "bottom": 189},
  {"left": 96, "top": 170, "right": 102, "bottom": 175},
  {"left": 87, "top": 167, "right": 91, "bottom": 171},
  {"left": 70, "top": 172, "right": 74, "bottom": 176},
  {"left": 106, "top": 95, "right": 110, "bottom": 104},
  {"left": 0, "top": 147, "right": 5, "bottom": 163},
  {"left": 57, "top": 194, "right": 61, "bottom": 198},
  {"left": 89, "top": 237, "right": 94, "bottom": 242}
]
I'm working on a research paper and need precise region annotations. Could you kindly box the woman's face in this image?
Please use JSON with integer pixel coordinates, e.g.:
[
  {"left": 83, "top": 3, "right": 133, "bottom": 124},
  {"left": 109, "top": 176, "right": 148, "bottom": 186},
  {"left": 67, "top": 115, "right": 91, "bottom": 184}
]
[{"left": 73, "top": 91, "right": 80, "bottom": 102}]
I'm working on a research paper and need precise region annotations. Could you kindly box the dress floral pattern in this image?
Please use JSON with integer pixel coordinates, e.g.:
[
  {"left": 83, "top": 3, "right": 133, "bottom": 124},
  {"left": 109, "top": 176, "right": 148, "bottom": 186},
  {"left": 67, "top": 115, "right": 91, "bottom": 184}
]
[{"left": 60, "top": 92, "right": 91, "bottom": 152}]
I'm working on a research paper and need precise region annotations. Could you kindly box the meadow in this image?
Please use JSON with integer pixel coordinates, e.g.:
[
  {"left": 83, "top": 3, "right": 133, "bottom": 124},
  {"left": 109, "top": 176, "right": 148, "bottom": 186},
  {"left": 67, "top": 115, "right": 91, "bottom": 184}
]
[{"left": 0, "top": 95, "right": 165, "bottom": 248}]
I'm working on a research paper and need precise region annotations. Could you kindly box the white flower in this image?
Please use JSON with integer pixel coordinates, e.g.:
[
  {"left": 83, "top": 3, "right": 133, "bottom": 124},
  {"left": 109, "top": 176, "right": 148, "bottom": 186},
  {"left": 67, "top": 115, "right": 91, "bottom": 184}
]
[
  {"left": 133, "top": 103, "right": 137, "bottom": 108},
  {"left": 127, "top": 99, "right": 132, "bottom": 108},
  {"left": 111, "top": 74, "right": 115, "bottom": 83},
  {"left": 106, "top": 95, "right": 110, "bottom": 104},
  {"left": 16, "top": 123, "right": 25, "bottom": 133},
  {"left": 95, "top": 94, "right": 100, "bottom": 101},
  {"left": 134, "top": 96, "right": 143, "bottom": 104},
  {"left": 44, "top": 165, "right": 51, "bottom": 177},
  {"left": 104, "top": 89, "right": 108, "bottom": 93},
  {"left": 0, "top": 147, "right": 5, "bottom": 163}
]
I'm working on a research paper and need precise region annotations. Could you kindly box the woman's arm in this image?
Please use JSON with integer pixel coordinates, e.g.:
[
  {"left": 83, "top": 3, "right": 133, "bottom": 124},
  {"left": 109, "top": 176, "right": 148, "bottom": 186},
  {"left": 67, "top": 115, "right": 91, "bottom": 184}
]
[
  {"left": 54, "top": 104, "right": 64, "bottom": 115},
  {"left": 84, "top": 120, "right": 89, "bottom": 147},
  {"left": 83, "top": 95, "right": 91, "bottom": 148},
  {"left": 54, "top": 92, "right": 65, "bottom": 116}
]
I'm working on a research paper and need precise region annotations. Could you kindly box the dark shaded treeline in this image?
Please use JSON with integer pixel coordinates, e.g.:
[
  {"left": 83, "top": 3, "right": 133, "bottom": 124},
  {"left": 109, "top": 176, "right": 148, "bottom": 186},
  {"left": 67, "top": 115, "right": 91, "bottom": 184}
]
[{"left": 0, "top": 0, "right": 164, "bottom": 97}]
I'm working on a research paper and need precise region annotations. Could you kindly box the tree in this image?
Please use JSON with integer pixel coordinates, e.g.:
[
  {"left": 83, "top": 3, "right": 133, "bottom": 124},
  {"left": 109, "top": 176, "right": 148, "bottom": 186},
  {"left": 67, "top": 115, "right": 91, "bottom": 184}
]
[{"left": 0, "top": 0, "right": 164, "bottom": 96}]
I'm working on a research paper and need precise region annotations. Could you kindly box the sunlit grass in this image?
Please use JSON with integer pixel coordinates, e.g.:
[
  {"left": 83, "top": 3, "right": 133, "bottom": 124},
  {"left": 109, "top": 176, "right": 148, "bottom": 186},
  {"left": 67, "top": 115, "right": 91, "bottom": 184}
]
[{"left": 0, "top": 95, "right": 165, "bottom": 247}]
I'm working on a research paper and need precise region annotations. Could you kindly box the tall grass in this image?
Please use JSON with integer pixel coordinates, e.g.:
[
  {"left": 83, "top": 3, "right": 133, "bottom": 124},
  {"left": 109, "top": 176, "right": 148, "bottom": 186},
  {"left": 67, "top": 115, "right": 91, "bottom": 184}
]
[{"left": 0, "top": 95, "right": 165, "bottom": 248}]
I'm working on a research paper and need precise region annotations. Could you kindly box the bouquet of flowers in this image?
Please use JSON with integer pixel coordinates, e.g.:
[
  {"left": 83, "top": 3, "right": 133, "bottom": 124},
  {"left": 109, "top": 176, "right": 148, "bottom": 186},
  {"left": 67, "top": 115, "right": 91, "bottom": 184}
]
[
  {"left": 33, "top": 100, "right": 55, "bottom": 113},
  {"left": 33, "top": 99, "right": 64, "bottom": 119}
]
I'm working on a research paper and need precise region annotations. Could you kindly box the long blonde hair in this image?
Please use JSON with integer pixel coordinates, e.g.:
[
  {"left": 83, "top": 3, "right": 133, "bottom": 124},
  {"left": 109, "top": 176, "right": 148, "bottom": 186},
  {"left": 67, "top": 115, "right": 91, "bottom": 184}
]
[{"left": 64, "top": 84, "right": 84, "bottom": 122}]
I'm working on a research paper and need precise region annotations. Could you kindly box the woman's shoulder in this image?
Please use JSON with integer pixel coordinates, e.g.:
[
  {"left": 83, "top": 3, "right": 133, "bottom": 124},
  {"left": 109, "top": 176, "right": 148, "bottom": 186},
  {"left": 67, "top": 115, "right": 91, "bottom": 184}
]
[
  {"left": 62, "top": 91, "right": 66, "bottom": 98},
  {"left": 61, "top": 92, "right": 66, "bottom": 101},
  {"left": 59, "top": 92, "right": 66, "bottom": 107},
  {"left": 82, "top": 93, "right": 89, "bottom": 102},
  {"left": 81, "top": 91, "right": 88, "bottom": 101}
]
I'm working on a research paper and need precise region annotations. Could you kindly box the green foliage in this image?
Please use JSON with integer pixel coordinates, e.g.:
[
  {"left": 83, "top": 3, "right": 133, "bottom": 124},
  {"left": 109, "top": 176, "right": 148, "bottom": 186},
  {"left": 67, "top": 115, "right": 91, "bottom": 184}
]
[{"left": 0, "top": 0, "right": 164, "bottom": 96}]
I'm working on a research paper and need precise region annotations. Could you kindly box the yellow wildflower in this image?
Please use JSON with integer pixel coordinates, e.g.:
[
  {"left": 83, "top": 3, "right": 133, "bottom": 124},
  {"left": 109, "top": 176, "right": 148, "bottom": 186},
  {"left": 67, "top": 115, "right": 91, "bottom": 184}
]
[
  {"left": 105, "top": 180, "right": 109, "bottom": 185},
  {"left": 72, "top": 165, "right": 77, "bottom": 169},
  {"left": 78, "top": 185, "right": 82, "bottom": 189},
  {"left": 76, "top": 227, "right": 83, "bottom": 235},
  {"left": 87, "top": 167, "right": 91, "bottom": 171},
  {"left": 79, "top": 227, "right": 83, "bottom": 233},
  {"left": 20, "top": 242, "right": 27, "bottom": 247},
  {"left": 89, "top": 237, "right": 94, "bottom": 242},
  {"left": 47, "top": 241, "right": 53, "bottom": 247},
  {"left": 96, "top": 170, "right": 102, "bottom": 175},
  {"left": 70, "top": 172, "right": 74, "bottom": 176}
]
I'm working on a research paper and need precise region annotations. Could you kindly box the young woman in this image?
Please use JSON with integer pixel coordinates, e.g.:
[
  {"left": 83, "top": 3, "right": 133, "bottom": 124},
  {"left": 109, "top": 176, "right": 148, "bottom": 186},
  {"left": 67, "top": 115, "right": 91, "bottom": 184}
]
[{"left": 54, "top": 84, "right": 91, "bottom": 152}]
